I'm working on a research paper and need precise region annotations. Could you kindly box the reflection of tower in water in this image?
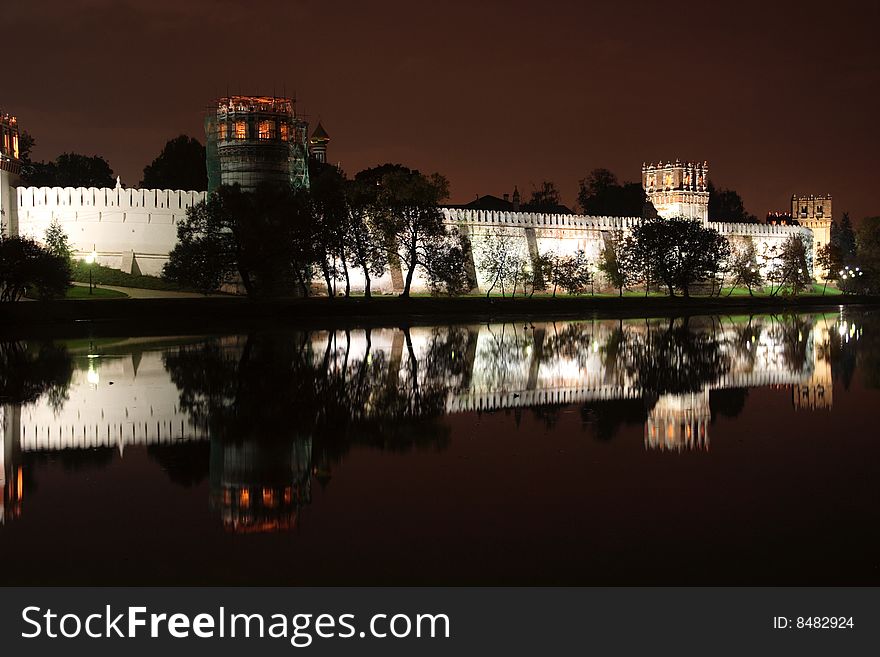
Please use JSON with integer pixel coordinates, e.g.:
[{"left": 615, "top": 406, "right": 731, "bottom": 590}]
[
  {"left": 209, "top": 436, "right": 313, "bottom": 534},
  {"left": 1, "top": 405, "right": 23, "bottom": 524},
  {"left": 644, "top": 391, "right": 711, "bottom": 452},
  {"left": 791, "top": 320, "right": 834, "bottom": 411}
]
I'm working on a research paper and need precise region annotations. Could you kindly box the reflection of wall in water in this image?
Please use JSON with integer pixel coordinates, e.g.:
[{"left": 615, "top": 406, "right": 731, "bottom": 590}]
[{"left": 18, "top": 350, "right": 207, "bottom": 452}]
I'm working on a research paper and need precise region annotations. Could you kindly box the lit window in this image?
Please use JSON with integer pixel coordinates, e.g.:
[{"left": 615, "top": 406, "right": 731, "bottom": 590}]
[
  {"left": 218, "top": 122, "right": 227, "bottom": 140},
  {"left": 239, "top": 488, "right": 250, "bottom": 507},
  {"left": 258, "top": 120, "right": 274, "bottom": 140},
  {"left": 280, "top": 123, "right": 289, "bottom": 141},
  {"left": 262, "top": 488, "right": 276, "bottom": 507},
  {"left": 235, "top": 121, "right": 247, "bottom": 139},
  {"left": 2, "top": 132, "right": 7, "bottom": 152},
  {"left": 12, "top": 134, "right": 18, "bottom": 159}
]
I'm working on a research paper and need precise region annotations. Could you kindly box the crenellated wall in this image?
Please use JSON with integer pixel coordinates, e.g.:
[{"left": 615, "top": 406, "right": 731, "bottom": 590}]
[
  {"left": 7, "top": 183, "right": 813, "bottom": 292},
  {"left": 13, "top": 184, "right": 207, "bottom": 276}
]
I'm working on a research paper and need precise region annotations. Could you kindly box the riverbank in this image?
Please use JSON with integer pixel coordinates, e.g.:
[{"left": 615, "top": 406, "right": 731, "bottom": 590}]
[{"left": 2, "top": 293, "right": 878, "bottom": 338}]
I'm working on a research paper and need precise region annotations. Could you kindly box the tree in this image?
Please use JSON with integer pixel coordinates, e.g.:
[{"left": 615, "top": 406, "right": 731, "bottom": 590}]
[
  {"left": 853, "top": 216, "right": 880, "bottom": 295},
  {"left": 578, "top": 168, "right": 650, "bottom": 217},
  {"left": 310, "top": 160, "right": 351, "bottom": 296},
  {"left": 555, "top": 249, "right": 594, "bottom": 295},
  {"left": 831, "top": 211, "right": 857, "bottom": 262},
  {"left": 816, "top": 241, "right": 844, "bottom": 295},
  {"left": 707, "top": 181, "right": 758, "bottom": 223},
  {"left": 23, "top": 152, "right": 115, "bottom": 188},
  {"left": 345, "top": 178, "right": 388, "bottom": 298},
  {"left": 522, "top": 181, "right": 564, "bottom": 213},
  {"left": 424, "top": 232, "right": 470, "bottom": 296},
  {"left": 140, "top": 135, "right": 207, "bottom": 191},
  {"left": 726, "top": 236, "right": 764, "bottom": 296},
  {"left": 163, "top": 234, "right": 231, "bottom": 294},
  {"left": 367, "top": 165, "right": 459, "bottom": 297},
  {"left": 597, "top": 230, "right": 634, "bottom": 296},
  {"left": 0, "top": 236, "right": 71, "bottom": 301},
  {"left": 44, "top": 219, "right": 72, "bottom": 262},
  {"left": 478, "top": 230, "right": 522, "bottom": 297},
  {"left": 628, "top": 217, "right": 730, "bottom": 297},
  {"left": 767, "top": 234, "right": 812, "bottom": 296},
  {"left": 163, "top": 183, "right": 315, "bottom": 297}
]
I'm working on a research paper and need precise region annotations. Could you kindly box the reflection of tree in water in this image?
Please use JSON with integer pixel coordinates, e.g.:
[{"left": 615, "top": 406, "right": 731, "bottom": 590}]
[
  {"left": 849, "top": 311, "right": 880, "bottom": 390},
  {"left": 709, "top": 388, "right": 749, "bottom": 422},
  {"left": 146, "top": 442, "right": 211, "bottom": 488},
  {"left": 766, "top": 314, "right": 812, "bottom": 374},
  {"left": 0, "top": 341, "right": 72, "bottom": 408},
  {"left": 162, "top": 329, "right": 465, "bottom": 467},
  {"left": 580, "top": 399, "right": 646, "bottom": 441},
  {"left": 619, "top": 319, "right": 731, "bottom": 395}
]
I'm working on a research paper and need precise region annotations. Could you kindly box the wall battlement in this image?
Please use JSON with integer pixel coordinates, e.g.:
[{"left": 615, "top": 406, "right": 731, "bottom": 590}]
[
  {"left": 13, "top": 185, "right": 208, "bottom": 276},
  {"left": 17, "top": 185, "right": 206, "bottom": 211},
  {"left": 443, "top": 208, "right": 641, "bottom": 230}
]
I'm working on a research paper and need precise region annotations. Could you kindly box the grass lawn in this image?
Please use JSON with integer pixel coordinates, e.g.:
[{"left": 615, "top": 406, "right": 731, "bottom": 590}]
[
  {"left": 65, "top": 285, "right": 128, "bottom": 299},
  {"left": 71, "top": 261, "right": 188, "bottom": 292},
  {"left": 718, "top": 284, "right": 843, "bottom": 297}
]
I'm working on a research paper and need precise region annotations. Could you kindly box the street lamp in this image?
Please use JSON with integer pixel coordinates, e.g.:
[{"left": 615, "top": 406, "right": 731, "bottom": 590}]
[{"left": 85, "top": 247, "right": 97, "bottom": 294}]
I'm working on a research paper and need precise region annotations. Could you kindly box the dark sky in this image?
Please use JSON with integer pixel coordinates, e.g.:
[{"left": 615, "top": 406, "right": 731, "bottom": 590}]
[{"left": 6, "top": 0, "right": 879, "bottom": 220}]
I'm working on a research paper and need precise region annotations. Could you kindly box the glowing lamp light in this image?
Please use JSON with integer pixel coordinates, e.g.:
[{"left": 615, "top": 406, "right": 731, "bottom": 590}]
[
  {"left": 87, "top": 367, "right": 99, "bottom": 386},
  {"left": 838, "top": 323, "right": 848, "bottom": 337},
  {"left": 85, "top": 251, "right": 96, "bottom": 265}
]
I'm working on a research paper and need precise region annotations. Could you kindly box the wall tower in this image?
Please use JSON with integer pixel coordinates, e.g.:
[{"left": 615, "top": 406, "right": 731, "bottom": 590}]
[
  {"left": 309, "top": 122, "right": 330, "bottom": 164},
  {"left": 0, "top": 109, "right": 21, "bottom": 237},
  {"left": 642, "top": 160, "right": 709, "bottom": 221},
  {"left": 791, "top": 194, "right": 832, "bottom": 275},
  {"left": 205, "top": 96, "right": 310, "bottom": 193}
]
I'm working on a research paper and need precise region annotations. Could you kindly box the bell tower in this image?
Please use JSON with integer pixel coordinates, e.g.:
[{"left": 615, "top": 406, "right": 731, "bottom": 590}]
[
  {"left": 642, "top": 160, "right": 709, "bottom": 221},
  {"left": 0, "top": 109, "right": 22, "bottom": 237},
  {"left": 792, "top": 194, "right": 832, "bottom": 275}
]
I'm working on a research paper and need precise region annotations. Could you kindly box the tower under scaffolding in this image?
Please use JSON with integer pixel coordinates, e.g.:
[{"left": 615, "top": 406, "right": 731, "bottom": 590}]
[{"left": 205, "top": 95, "right": 309, "bottom": 194}]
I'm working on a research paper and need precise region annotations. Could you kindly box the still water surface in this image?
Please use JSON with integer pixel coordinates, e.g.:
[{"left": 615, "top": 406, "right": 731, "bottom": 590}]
[{"left": 1, "top": 309, "right": 878, "bottom": 584}]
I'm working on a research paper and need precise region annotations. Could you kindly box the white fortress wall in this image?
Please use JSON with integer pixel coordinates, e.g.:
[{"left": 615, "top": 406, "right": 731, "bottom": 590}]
[
  {"left": 14, "top": 185, "right": 207, "bottom": 276},
  {"left": 10, "top": 188, "right": 814, "bottom": 290}
]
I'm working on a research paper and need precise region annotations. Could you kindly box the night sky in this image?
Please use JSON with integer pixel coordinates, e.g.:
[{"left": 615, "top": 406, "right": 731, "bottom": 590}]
[{"left": 6, "top": 0, "right": 879, "bottom": 220}]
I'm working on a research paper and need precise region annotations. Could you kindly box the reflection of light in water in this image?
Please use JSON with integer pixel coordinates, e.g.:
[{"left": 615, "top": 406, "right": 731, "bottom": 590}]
[{"left": 86, "top": 363, "right": 99, "bottom": 386}]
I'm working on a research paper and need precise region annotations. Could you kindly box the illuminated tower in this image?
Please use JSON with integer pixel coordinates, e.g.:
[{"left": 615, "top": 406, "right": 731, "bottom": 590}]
[
  {"left": 792, "top": 194, "right": 832, "bottom": 276},
  {"left": 205, "top": 95, "right": 310, "bottom": 193},
  {"left": 642, "top": 160, "right": 709, "bottom": 221},
  {"left": 0, "top": 109, "right": 22, "bottom": 237},
  {"left": 309, "top": 122, "right": 330, "bottom": 164}
]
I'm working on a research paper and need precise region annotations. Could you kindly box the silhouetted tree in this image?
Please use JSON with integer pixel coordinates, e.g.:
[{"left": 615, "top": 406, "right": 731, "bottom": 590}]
[
  {"left": 364, "top": 164, "right": 462, "bottom": 297},
  {"left": 707, "top": 181, "right": 757, "bottom": 223},
  {"left": 163, "top": 183, "right": 315, "bottom": 296},
  {"left": 0, "top": 236, "right": 71, "bottom": 301},
  {"left": 578, "top": 168, "right": 650, "bottom": 217},
  {"left": 726, "top": 236, "right": 763, "bottom": 295},
  {"left": 140, "top": 135, "right": 207, "bottom": 191},
  {"left": 523, "top": 181, "right": 564, "bottom": 212},
  {"left": 23, "top": 152, "right": 115, "bottom": 188},
  {"left": 627, "top": 217, "right": 730, "bottom": 297},
  {"left": 345, "top": 178, "right": 388, "bottom": 298}
]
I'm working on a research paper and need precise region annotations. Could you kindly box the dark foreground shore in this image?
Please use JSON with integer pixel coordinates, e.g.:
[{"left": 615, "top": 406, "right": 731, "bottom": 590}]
[{"left": 3, "top": 294, "right": 878, "bottom": 339}]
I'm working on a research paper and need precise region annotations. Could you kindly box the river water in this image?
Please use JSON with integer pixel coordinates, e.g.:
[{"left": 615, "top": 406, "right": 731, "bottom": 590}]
[{"left": 1, "top": 308, "right": 878, "bottom": 584}]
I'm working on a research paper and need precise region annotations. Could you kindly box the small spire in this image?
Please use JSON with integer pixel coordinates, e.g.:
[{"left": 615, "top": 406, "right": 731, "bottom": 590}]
[{"left": 115, "top": 176, "right": 122, "bottom": 189}]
